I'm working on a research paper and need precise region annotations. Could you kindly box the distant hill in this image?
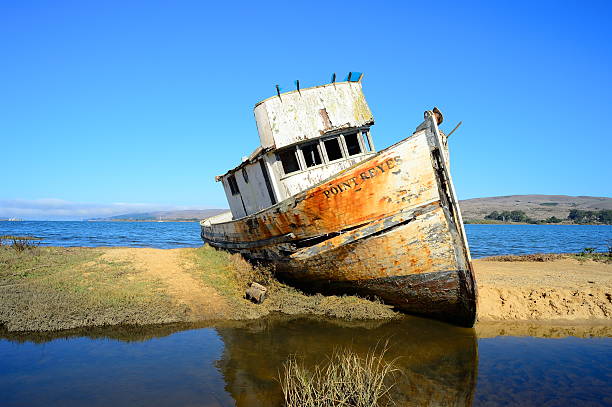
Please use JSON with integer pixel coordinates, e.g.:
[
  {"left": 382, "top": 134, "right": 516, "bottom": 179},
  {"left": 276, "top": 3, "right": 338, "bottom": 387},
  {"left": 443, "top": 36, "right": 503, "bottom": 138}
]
[
  {"left": 89, "top": 195, "right": 612, "bottom": 223},
  {"left": 89, "top": 209, "right": 227, "bottom": 222},
  {"left": 459, "top": 195, "right": 612, "bottom": 222}
]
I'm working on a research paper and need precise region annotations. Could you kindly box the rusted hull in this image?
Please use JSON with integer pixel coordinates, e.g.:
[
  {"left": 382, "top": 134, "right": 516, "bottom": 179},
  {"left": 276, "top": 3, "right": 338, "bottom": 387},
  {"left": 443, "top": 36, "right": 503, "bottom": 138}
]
[
  {"left": 273, "top": 207, "right": 476, "bottom": 326},
  {"left": 201, "top": 111, "right": 477, "bottom": 326},
  {"left": 275, "top": 212, "right": 476, "bottom": 326}
]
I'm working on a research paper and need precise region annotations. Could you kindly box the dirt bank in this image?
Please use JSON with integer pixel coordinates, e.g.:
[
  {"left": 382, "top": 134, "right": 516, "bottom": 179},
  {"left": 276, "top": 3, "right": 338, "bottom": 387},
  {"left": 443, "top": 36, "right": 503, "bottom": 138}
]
[
  {"left": 0, "top": 246, "right": 397, "bottom": 332},
  {"left": 474, "top": 257, "right": 612, "bottom": 322},
  {"left": 1, "top": 246, "right": 610, "bottom": 332}
]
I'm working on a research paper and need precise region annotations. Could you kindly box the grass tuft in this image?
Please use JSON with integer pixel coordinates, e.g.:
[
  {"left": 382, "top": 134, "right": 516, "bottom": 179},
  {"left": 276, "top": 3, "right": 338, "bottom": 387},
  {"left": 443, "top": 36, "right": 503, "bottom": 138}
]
[
  {"left": 575, "top": 246, "right": 612, "bottom": 264},
  {"left": 0, "top": 236, "right": 42, "bottom": 252},
  {"left": 279, "top": 343, "right": 400, "bottom": 407}
]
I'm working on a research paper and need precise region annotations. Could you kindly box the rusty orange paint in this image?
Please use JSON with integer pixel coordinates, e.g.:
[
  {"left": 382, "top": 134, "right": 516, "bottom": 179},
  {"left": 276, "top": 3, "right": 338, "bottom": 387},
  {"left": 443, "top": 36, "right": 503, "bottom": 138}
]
[{"left": 201, "top": 113, "right": 477, "bottom": 327}]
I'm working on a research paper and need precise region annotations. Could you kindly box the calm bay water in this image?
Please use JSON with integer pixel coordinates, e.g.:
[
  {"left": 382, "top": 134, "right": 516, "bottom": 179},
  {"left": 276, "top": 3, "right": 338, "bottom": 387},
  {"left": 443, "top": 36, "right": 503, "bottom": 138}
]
[
  {"left": 465, "top": 224, "right": 612, "bottom": 257},
  {"left": 0, "top": 221, "right": 203, "bottom": 249},
  {"left": 1, "top": 221, "right": 611, "bottom": 257},
  {"left": 0, "top": 317, "right": 610, "bottom": 407}
]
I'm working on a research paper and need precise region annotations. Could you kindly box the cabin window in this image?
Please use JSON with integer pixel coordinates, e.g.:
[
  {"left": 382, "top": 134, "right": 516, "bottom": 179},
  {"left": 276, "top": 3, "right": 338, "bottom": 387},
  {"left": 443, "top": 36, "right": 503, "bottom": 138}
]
[
  {"left": 242, "top": 168, "right": 249, "bottom": 183},
  {"left": 300, "top": 142, "right": 322, "bottom": 168},
  {"left": 227, "top": 174, "right": 240, "bottom": 195},
  {"left": 344, "top": 133, "right": 362, "bottom": 156},
  {"left": 278, "top": 148, "right": 300, "bottom": 175},
  {"left": 324, "top": 137, "right": 343, "bottom": 162},
  {"left": 361, "top": 130, "right": 372, "bottom": 152}
]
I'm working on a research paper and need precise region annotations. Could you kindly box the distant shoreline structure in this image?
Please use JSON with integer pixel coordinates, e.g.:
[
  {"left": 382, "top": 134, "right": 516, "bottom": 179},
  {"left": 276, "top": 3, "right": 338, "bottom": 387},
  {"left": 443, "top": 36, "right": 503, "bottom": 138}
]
[
  {"left": 86, "top": 219, "right": 199, "bottom": 223},
  {"left": 86, "top": 208, "right": 227, "bottom": 223}
]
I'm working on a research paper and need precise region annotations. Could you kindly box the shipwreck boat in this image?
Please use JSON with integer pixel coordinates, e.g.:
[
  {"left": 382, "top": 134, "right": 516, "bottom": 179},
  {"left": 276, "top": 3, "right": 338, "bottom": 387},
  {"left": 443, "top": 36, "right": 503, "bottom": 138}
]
[{"left": 200, "top": 74, "right": 477, "bottom": 327}]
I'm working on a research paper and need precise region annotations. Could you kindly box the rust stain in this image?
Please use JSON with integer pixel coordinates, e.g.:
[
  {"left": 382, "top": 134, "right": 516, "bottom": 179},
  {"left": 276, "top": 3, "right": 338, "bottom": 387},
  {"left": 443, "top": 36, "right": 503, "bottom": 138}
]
[
  {"left": 319, "top": 108, "right": 332, "bottom": 130},
  {"left": 202, "top": 128, "right": 477, "bottom": 327}
]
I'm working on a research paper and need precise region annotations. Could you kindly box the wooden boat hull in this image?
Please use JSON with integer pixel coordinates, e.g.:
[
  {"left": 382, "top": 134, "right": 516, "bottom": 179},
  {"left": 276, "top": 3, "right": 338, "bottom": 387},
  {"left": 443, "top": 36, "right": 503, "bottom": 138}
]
[{"left": 201, "top": 111, "right": 477, "bottom": 327}]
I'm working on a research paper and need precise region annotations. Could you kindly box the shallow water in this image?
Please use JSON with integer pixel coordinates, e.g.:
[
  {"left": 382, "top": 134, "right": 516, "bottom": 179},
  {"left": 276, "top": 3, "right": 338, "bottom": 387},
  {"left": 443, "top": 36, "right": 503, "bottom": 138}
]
[
  {"left": 1, "top": 317, "right": 610, "bottom": 406},
  {"left": 1, "top": 221, "right": 611, "bottom": 257}
]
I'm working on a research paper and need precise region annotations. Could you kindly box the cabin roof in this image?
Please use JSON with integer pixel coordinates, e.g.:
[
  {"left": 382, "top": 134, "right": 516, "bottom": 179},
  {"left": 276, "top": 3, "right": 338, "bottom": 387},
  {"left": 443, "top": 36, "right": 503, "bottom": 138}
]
[
  {"left": 216, "top": 76, "right": 372, "bottom": 181},
  {"left": 215, "top": 145, "right": 273, "bottom": 181},
  {"left": 253, "top": 80, "right": 359, "bottom": 108}
]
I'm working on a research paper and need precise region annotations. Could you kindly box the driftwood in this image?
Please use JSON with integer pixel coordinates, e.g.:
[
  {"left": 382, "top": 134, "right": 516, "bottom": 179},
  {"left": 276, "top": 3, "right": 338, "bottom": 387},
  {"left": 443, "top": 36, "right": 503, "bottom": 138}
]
[{"left": 245, "top": 282, "right": 267, "bottom": 304}]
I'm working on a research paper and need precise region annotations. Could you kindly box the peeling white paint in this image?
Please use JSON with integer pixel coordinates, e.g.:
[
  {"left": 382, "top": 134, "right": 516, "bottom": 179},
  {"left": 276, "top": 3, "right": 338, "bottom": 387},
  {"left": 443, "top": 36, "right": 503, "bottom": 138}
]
[{"left": 220, "top": 81, "right": 377, "bottom": 219}]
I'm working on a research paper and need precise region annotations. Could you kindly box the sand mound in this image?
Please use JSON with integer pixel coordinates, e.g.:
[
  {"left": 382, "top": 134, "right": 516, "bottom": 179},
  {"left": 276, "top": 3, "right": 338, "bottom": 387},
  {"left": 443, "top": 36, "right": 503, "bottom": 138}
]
[{"left": 474, "top": 258, "right": 612, "bottom": 322}]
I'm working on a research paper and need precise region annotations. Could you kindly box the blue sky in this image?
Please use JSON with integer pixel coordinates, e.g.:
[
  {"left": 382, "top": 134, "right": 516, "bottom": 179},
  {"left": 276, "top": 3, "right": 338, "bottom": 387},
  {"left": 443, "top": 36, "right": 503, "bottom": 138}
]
[{"left": 1, "top": 1, "right": 610, "bottom": 219}]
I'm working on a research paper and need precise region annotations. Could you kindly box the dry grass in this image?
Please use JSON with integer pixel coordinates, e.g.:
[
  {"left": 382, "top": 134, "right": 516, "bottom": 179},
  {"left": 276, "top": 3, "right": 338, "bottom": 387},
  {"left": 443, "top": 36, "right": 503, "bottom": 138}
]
[
  {"left": 0, "top": 246, "right": 183, "bottom": 331},
  {"left": 482, "top": 253, "right": 567, "bottom": 262},
  {"left": 1, "top": 244, "right": 398, "bottom": 332},
  {"left": 483, "top": 251, "right": 612, "bottom": 264},
  {"left": 279, "top": 344, "right": 400, "bottom": 407},
  {"left": 188, "top": 245, "right": 398, "bottom": 321},
  {"left": 188, "top": 245, "right": 275, "bottom": 301}
]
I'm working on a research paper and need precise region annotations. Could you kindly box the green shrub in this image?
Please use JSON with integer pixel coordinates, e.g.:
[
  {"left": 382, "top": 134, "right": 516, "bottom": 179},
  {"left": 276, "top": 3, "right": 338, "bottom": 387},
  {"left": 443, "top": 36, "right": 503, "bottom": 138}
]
[{"left": 0, "top": 236, "right": 42, "bottom": 252}]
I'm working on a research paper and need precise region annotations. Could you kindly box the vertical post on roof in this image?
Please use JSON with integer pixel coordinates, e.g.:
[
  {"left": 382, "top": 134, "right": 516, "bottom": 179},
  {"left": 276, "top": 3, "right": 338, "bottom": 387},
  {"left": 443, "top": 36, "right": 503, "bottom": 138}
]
[
  {"left": 276, "top": 85, "right": 281, "bottom": 98},
  {"left": 331, "top": 73, "right": 336, "bottom": 83},
  {"left": 358, "top": 73, "right": 364, "bottom": 82},
  {"left": 347, "top": 72, "right": 352, "bottom": 81},
  {"left": 295, "top": 79, "right": 300, "bottom": 93}
]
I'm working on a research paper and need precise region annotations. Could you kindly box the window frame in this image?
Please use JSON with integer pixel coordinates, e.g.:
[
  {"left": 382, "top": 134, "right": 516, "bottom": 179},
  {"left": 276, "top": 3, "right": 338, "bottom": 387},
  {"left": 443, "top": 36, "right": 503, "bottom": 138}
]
[
  {"left": 362, "top": 129, "right": 374, "bottom": 152},
  {"left": 342, "top": 132, "right": 363, "bottom": 157},
  {"left": 298, "top": 141, "right": 324, "bottom": 169},
  {"left": 227, "top": 174, "right": 240, "bottom": 196},
  {"left": 276, "top": 127, "right": 375, "bottom": 179},
  {"left": 277, "top": 147, "right": 302, "bottom": 176},
  {"left": 321, "top": 136, "right": 345, "bottom": 163}
]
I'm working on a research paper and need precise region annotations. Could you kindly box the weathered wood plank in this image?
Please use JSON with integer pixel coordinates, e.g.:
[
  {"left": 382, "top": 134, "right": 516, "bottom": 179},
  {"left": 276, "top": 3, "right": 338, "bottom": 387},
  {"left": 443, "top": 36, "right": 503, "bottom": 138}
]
[
  {"left": 202, "top": 131, "right": 439, "bottom": 243},
  {"left": 202, "top": 111, "right": 477, "bottom": 326}
]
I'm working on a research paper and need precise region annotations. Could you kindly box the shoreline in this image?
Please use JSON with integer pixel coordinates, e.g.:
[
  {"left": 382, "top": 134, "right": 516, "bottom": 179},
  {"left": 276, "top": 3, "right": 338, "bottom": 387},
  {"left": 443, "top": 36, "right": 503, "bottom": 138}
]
[
  {"left": 0, "top": 246, "right": 610, "bottom": 333},
  {"left": 86, "top": 220, "right": 199, "bottom": 223},
  {"left": 464, "top": 220, "right": 612, "bottom": 225},
  {"left": 2, "top": 317, "right": 610, "bottom": 344}
]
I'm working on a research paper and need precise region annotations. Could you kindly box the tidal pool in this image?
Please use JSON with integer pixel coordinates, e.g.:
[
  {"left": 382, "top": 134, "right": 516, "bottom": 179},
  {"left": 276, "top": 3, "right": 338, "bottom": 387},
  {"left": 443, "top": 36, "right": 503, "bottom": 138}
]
[{"left": 1, "top": 316, "right": 610, "bottom": 406}]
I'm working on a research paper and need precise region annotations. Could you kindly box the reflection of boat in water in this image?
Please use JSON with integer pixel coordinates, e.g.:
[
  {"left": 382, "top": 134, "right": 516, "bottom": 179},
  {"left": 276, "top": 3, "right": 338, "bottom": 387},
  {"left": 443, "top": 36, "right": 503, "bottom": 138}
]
[
  {"left": 215, "top": 316, "right": 477, "bottom": 406},
  {"left": 200, "top": 75, "right": 476, "bottom": 327}
]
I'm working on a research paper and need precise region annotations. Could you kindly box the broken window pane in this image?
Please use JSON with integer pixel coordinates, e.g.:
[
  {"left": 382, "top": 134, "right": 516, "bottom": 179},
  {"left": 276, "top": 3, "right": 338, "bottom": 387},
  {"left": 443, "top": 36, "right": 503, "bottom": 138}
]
[
  {"left": 301, "top": 143, "right": 322, "bottom": 167},
  {"left": 279, "top": 148, "right": 300, "bottom": 175},
  {"left": 324, "top": 137, "right": 343, "bottom": 161},
  {"left": 344, "top": 133, "right": 362, "bottom": 156},
  {"left": 228, "top": 175, "right": 240, "bottom": 195},
  {"left": 361, "top": 131, "right": 372, "bottom": 152}
]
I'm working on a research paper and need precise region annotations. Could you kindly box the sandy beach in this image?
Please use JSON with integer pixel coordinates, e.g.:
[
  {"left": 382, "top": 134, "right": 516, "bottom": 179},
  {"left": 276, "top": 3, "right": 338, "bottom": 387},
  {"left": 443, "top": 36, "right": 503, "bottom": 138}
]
[
  {"left": 475, "top": 257, "right": 611, "bottom": 322},
  {"left": 0, "top": 246, "right": 610, "bottom": 332}
]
